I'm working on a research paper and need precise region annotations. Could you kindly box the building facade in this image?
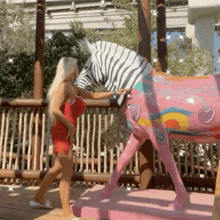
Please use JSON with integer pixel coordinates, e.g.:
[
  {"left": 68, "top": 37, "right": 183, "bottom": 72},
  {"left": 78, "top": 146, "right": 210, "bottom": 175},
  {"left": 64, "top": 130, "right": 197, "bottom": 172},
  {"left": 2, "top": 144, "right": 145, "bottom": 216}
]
[{"left": 10, "top": 0, "right": 220, "bottom": 37}]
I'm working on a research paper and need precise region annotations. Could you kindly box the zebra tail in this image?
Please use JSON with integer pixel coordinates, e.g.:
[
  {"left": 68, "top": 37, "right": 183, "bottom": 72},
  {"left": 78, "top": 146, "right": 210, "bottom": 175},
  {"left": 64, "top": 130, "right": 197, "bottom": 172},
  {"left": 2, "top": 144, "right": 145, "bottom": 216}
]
[{"left": 82, "top": 37, "right": 95, "bottom": 54}]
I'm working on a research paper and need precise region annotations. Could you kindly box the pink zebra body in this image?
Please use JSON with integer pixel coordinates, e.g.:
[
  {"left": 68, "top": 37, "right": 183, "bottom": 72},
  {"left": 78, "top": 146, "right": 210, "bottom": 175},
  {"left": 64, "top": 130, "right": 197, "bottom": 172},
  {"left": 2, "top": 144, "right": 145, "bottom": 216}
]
[
  {"left": 99, "top": 70, "right": 220, "bottom": 210},
  {"left": 123, "top": 70, "right": 220, "bottom": 144}
]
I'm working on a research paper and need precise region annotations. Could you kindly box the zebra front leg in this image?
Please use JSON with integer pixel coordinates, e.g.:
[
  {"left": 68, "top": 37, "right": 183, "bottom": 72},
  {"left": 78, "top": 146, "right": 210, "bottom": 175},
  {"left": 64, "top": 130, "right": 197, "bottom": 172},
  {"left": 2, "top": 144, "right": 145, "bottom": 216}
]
[
  {"left": 147, "top": 127, "right": 191, "bottom": 211},
  {"left": 98, "top": 132, "right": 146, "bottom": 198}
]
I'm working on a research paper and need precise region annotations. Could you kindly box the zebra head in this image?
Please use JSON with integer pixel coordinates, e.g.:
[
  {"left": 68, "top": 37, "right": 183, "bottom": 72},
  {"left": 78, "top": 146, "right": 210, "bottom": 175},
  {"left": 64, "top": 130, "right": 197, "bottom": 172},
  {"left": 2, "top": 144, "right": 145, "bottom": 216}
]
[
  {"left": 75, "top": 37, "right": 153, "bottom": 106},
  {"left": 74, "top": 38, "right": 105, "bottom": 91}
]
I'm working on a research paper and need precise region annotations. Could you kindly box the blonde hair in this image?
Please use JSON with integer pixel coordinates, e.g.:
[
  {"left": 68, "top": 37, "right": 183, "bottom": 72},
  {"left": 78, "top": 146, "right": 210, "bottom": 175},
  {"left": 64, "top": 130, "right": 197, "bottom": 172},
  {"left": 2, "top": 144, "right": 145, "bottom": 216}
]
[{"left": 47, "top": 57, "right": 78, "bottom": 127}]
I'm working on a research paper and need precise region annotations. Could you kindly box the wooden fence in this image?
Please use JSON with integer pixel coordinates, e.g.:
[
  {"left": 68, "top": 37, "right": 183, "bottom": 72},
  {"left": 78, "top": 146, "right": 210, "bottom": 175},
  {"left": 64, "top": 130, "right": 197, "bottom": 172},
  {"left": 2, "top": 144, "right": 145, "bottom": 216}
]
[{"left": 0, "top": 98, "right": 219, "bottom": 192}]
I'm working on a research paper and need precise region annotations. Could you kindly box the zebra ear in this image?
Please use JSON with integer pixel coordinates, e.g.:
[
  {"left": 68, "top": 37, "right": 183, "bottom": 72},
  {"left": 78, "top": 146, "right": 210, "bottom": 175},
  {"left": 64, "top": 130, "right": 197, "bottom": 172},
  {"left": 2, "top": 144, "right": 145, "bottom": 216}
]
[{"left": 82, "top": 37, "right": 95, "bottom": 54}]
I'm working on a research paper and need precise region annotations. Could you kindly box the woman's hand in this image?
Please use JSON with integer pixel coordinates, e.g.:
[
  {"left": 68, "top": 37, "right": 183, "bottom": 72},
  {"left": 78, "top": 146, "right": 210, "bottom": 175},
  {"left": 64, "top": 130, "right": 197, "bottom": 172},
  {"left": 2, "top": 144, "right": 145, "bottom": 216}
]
[
  {"left": 66, "top": 125, "right": 75, "bottom": 144},
  {"left": 76, "top": 87, "right": 130, "bottom": 100},
  {"left": 115, "top": 89, "right": 130, "bottom": 95}
]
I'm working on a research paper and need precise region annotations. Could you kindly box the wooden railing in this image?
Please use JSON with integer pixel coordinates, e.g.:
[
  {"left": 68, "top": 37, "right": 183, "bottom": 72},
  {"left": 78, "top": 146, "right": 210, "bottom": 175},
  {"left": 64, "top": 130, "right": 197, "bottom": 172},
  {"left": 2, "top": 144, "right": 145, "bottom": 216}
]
[
  {"left": 0, "top": 98, "right": 138, "bottom": 186},
  {"left": 211, "top": 159, "right": 220, "bottom": 219},
  {"left": 0, "top": 98, "right": 219, "bottom": 192}
]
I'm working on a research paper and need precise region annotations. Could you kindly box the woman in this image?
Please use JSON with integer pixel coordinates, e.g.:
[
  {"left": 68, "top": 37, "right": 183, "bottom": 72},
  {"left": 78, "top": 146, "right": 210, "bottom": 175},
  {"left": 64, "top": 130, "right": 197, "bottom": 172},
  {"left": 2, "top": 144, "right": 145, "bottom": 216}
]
[{"left": 29, "top": 57, "right": 128, "bottom": 218}]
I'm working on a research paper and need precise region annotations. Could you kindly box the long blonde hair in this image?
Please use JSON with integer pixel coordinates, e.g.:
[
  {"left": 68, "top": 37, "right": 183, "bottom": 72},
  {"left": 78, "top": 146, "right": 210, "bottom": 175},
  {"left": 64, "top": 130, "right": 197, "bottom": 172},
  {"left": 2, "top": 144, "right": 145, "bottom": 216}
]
[{"left": 47, "top": 57, "right": 78, "bottom": 127}]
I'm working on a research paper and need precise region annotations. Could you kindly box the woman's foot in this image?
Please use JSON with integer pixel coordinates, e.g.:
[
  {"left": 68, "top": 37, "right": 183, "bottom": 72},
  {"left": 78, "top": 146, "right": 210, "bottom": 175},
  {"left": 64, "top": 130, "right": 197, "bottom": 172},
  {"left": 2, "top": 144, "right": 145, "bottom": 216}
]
[
  {"left": 167, "top": 193, "right": 191, "bottom": 211},
  {"left": 30, "top": 198, "right": 53, "bottom": 209},
  {"left": 32, "top": 197, "right": 47, "bottom": 205},
  {"left": 62, "top": 209, "right": 76, "bottom": 218}
]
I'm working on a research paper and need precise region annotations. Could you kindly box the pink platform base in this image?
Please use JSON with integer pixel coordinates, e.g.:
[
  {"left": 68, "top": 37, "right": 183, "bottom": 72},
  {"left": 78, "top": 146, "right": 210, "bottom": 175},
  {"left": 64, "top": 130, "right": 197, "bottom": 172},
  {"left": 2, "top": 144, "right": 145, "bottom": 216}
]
[{"left": 70, "top": 184, "right": 215, "bottom": 220}]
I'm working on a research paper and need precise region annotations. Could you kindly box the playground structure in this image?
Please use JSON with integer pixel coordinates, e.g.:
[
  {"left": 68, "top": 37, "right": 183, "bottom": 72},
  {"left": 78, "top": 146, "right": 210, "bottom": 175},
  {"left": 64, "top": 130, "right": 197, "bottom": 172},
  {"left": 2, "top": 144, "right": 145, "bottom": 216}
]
[{"left": 0, "top": 0, "right": 220, "bottom": 219}]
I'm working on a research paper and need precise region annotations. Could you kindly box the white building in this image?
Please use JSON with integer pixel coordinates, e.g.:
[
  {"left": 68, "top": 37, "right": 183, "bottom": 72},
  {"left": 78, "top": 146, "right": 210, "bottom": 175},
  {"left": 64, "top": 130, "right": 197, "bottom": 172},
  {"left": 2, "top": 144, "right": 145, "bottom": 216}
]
[{"left": 9, "top": 0, "right": 220, "bottom": 38}]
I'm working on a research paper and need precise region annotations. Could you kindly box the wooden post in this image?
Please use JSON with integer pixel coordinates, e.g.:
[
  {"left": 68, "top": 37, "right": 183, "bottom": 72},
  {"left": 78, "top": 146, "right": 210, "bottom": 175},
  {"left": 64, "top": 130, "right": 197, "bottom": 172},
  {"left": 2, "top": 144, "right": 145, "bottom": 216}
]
[
  {"left": 137, "top": 0, "right": 154, "bottom": 190},
  {"left": 211, "top": 159, "right": 220, "bottom": 220},
  {"left": 156, "top": 0, "right": 167, "bottom": 72},
  {"left": 137, "top": 0, "right": 151, "bottom": 63},
  {"left": 155, "top": 0, "right": 167, "bottom": 174},
  {"left": 34, "top": 0, "right": 45, "bottom": 99},
  {"left": 32, "top": 0, "right": 45, "bottom": 170}
]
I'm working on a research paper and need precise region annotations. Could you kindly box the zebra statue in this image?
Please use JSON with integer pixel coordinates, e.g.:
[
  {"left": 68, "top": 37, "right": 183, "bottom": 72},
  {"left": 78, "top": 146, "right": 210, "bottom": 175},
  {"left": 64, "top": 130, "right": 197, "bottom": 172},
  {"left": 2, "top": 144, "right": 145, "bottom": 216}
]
[{"left": 74, "top": 38, "right": 220, "bottom": 211}]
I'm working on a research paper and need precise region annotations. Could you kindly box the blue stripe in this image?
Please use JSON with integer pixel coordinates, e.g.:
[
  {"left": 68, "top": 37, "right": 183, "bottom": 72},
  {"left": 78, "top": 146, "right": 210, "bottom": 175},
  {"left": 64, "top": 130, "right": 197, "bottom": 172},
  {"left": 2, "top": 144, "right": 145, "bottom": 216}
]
[
  {"left": 166, "top": 128, "right": 202, "bottom": 136},
  {"left": 134, "top": 81, "right": 152, "bottom": 92},
  {"left": 143, "top": 75, "right": 153, "bottom": 81},
  {"left": 150, "top": 107, "right": 194, "bottom": 120}
]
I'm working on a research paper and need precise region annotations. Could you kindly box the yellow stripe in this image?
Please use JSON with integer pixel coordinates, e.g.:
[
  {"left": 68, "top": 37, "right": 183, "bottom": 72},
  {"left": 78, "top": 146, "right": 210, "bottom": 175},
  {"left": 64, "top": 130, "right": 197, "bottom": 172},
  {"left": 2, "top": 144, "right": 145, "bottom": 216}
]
[
  {"left": 137, "top": 113, "right": 189, "bottom": 131},
  {"left": 155, "top": 113, "right": 189, "bottom": 130},
  {"left": 137, "top": 117, "right": 153, "bottom": 126}
]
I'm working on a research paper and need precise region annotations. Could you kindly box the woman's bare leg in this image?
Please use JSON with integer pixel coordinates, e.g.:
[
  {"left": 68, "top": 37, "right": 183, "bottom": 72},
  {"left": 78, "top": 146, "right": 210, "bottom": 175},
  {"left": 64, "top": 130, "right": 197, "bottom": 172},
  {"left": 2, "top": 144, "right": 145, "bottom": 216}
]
[
  {"left": 33, "top": 156, "right": 62, "bottom": 204},
  {"left": 58, "top": 148, "right": 75, "bottom": 217}
]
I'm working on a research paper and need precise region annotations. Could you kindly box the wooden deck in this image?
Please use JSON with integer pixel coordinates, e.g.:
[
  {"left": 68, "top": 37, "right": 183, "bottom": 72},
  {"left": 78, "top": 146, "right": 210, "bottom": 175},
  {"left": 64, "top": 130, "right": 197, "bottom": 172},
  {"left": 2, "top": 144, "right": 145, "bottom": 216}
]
[{"left": 0, "top": 184, "right": 95, "bottom": 220}]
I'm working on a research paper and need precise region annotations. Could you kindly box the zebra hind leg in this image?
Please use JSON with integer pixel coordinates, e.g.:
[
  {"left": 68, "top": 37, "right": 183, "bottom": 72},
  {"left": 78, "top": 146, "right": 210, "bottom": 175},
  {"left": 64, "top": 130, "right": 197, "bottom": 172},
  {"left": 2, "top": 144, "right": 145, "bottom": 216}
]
[{"left": 147, "top": 127, "right": 191, "bottom": 211}]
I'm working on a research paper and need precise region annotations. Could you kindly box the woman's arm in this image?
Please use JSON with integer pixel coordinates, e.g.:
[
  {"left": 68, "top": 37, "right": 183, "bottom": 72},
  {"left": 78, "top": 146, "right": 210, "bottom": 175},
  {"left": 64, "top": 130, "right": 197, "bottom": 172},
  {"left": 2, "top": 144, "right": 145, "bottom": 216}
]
[
  {"left": 51, "top": 83, "right": 75, "bottom": 130},
  {"left": 75, "top": 87, "right": 129, "bottom": 99}
]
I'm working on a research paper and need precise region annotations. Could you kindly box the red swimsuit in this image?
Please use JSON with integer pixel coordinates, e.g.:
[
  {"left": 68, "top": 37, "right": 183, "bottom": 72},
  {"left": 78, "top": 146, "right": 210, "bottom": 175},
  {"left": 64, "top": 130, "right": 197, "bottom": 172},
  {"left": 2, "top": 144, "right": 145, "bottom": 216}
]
[{"left": 52, "top": 97, "right": 86, "bottom": 154}]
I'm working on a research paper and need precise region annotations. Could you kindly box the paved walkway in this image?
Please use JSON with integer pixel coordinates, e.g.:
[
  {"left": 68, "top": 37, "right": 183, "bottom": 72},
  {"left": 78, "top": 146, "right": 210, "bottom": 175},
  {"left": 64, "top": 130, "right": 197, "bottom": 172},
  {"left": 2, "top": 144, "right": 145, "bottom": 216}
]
[{"left": 0, "top": 184, "right": 95, "bottom": 220}]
